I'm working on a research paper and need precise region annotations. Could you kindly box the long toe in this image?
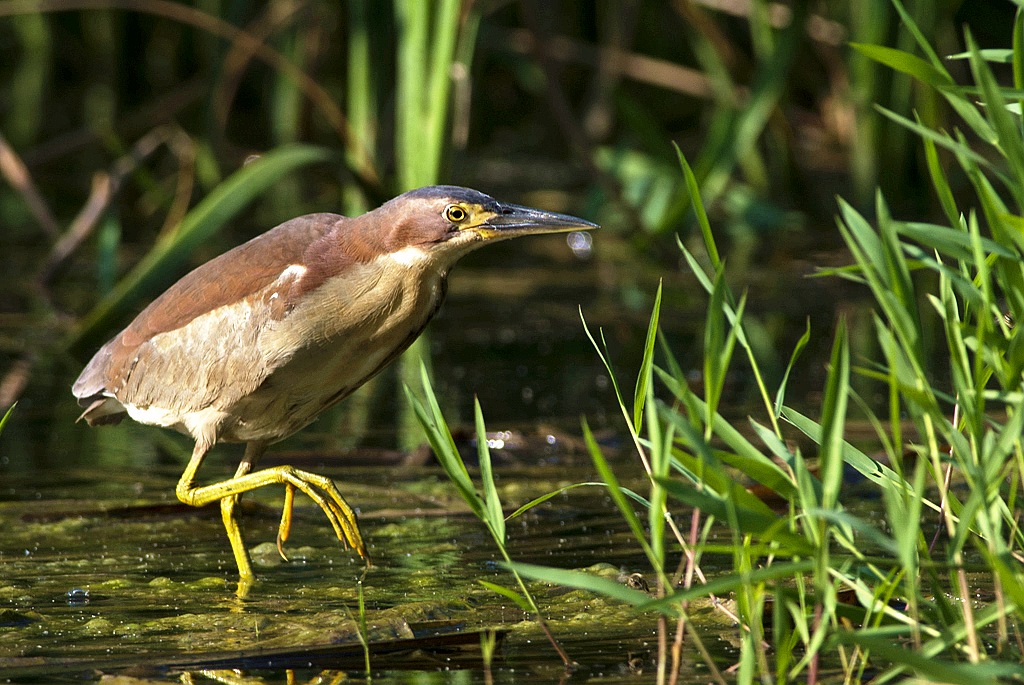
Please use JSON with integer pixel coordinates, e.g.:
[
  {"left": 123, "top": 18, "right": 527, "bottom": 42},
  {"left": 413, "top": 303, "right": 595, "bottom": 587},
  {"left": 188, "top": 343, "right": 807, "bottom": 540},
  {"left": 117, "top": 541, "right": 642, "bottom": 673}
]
[
  {"left": 279, "top": 467, "right": 368, "bottom": 560},
  {"left": 276, "top": 483, "right": 296, "bottom": 561}
]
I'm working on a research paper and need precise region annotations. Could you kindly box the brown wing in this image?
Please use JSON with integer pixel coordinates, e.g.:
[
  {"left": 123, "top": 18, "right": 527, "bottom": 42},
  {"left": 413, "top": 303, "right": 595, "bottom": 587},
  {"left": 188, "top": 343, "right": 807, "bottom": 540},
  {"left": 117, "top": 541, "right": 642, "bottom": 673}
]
[{"left": 73, "top": 213, "right": 346, "bottom": 411}]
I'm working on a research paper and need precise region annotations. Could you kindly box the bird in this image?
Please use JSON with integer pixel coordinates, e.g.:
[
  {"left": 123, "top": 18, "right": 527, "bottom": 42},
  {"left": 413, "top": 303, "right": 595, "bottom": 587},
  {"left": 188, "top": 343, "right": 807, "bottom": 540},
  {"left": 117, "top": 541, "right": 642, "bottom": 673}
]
[{"left": 72, "top": 185, "right": 598, "bottom": 593}]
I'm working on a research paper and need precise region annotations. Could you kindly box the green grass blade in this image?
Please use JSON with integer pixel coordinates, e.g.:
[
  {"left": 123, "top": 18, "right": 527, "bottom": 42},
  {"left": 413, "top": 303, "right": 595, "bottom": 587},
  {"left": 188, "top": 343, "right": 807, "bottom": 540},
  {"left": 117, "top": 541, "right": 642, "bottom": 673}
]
[
  {"left": 345, "top": 0, "right": 379, "bottom": 195},
  {"left": 948, "top": 49, "right": 1015, "bottom": 63},
  {"left": 508, "top": 562, "right": 655, "bottom": 608},
  {"left": 580, "top": 308, "right": 628, "bottom": 411},
  {"left": 633, "top": 281, "right": 662, "bottom": 429},
  {"left": 582, "top": 417, "right": 659, "bottom": 571},
  {"left": 837, "top": 199, "right": 923, "bottom": 369},
  {"left": 395, "top": 0, "right": 427, "bottom": 188},
  {"left": 1015, "top": 8, "right": 1024, "bottom": 92},
  {"left": 773, "top": 317, "right": 811, "bottom": 417},
  {"left": 989, "top": 397, "right": 1024, "bottom": 470},
  {"left": 887, "top": 0, "right": 947, "bottom": 71},
  {"left": 804, "top": 507, "right": 896, "bottom": 555},
  {"left": 0, "top": 402, "right": 15, "bottom": 434},
  {"left": 667, "top": 444, "right": 783, "bottom": 514},
  {"left": 899, "top": 221, "right": 1016, "bottom": 260},
  {"left": 637, "top": 560, "right": 817, "bottom": 615},
  {"left": 675, "top": 144, "right": 719, "bottom": 269},
  {"left": 781, "top": 406, "right": 937, "bottom": 512},
  {"left": 655, "top": 477, "right": 813, "bottom": 554},
  {"left": 645, "top": 378, "right": 671, "bottom": 567},
  {"left": 405, "top": 364, "right": 485, "bottom": 520},
  {"left": 657, "top": 376, "right": 798, "bottom": 498},
  {"left": 478, "top": 580, "right": 531, "bottom": 612},
  {"left": 394, "top": 0, "right": 463, "bottom": 189},
  {"left": 968, "top": 30, "right": 1024, "bottom": 208},
  {"left": 506, "top": 482, "right": 649, "bottom": 521},
  {"left": 703, "top": 268, "right": 729, "bottom": 428},
  {"left": 677, "top": 237, "right": 715, "bottom": 293},
  {"left": 850, "top": 43, "right": 952, "bottom": 87},
  {"left": 475, "top": 397, "right": 505, "bottom": 542},
  {"left": 874, "top": 106, "right": 999, "bottom": 173},
  {"left": 885, "top": 0, "right": 995, "bottom": 140},
  {"left": 745, "top": 417, "right": 793, "bottom": 465},
  {"left": 835, "top": 634, "right": 1015, "bottom": 685},
  {"left": 921, "top": 125, "right": 961, "bottom": 229},
  {"left": 818, "top": 320, "right": 850, "bottom": 511}
]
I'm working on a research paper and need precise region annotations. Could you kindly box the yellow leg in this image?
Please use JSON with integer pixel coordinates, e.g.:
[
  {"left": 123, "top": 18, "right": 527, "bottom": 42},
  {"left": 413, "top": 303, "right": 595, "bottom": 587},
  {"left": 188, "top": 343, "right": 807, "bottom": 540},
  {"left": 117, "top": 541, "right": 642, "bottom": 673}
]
[
  {"left": 220, "top": 442, "right": 261, "bottom": 593},
  {"left": 176, "top": 439, "right": 369, "bottom": 586}
]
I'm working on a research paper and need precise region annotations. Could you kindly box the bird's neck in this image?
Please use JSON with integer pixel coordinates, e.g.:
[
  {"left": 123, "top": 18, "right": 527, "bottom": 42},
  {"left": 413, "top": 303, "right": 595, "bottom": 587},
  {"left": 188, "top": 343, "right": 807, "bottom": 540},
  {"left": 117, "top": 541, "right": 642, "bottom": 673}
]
[{"left": 271, "top": 246, "right": 450, "bottom": 353}]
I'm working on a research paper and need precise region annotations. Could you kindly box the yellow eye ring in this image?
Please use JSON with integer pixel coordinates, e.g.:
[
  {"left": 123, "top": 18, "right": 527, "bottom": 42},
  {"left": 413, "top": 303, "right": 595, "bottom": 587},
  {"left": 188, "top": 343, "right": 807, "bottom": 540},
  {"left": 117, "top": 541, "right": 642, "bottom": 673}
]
[{"left": 445, "top": 204, "right": 468, "bottom": 223}]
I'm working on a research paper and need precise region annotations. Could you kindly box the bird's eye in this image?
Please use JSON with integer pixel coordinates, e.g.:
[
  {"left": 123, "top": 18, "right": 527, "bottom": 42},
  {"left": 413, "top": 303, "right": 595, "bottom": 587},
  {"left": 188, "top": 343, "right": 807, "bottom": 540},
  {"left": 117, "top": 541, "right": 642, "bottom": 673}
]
[{"left": 445, "top": 205, "right": 468, "bottom": 223}]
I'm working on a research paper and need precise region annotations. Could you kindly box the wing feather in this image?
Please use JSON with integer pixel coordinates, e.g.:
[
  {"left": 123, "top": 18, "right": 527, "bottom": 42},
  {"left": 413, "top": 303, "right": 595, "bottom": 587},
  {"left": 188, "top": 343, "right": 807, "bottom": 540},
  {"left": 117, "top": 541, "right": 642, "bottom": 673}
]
[{"left": 72, "top": 213, "right": 346, "bottom": 418}]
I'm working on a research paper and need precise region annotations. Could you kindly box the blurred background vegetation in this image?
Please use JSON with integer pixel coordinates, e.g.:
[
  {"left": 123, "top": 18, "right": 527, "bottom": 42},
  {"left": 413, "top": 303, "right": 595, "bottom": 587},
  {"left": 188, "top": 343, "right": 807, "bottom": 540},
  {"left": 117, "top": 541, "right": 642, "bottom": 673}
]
[{"left": 0, "top": 0, "right": 1015, "bottom": 466}]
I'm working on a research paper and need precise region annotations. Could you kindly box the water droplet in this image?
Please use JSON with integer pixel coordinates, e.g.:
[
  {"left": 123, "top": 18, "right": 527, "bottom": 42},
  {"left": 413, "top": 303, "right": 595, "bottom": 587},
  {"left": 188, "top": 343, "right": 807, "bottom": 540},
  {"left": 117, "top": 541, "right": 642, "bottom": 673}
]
[
  {"left": 66, "top": 588, "right": 90, "bottom": 606},
  {"left": 566, "top": 231, "right": 593, "bottom": 259}
]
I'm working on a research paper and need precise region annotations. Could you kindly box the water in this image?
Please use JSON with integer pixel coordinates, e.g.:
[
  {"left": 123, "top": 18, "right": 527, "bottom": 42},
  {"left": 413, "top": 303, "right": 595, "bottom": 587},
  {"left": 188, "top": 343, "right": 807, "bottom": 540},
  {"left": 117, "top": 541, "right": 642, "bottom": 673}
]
[
  {"left": 0, "top": 461, "right": 741, "bottom": 682},
  {"left": 0, "top": 231, "right": 844, "bottom": 682}
]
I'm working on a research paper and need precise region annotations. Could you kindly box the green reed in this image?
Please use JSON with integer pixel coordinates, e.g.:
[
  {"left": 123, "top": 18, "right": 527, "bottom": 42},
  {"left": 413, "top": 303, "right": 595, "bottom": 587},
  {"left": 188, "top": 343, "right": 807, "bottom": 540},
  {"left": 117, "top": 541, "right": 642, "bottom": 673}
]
[
  {"left": 417, "top": 5, "right": 1024, "bottom": 681},
  {"left": 404, "top": 362, "right": 574, "bottom": 669}
]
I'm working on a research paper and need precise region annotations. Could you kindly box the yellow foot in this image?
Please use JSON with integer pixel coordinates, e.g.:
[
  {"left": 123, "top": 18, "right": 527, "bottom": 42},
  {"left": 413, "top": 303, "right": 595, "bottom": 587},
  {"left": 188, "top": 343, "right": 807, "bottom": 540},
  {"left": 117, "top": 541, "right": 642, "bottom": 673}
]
[
  {"left": 267, "top": 466, "right": 368, "bottom": 561},
  {"left": 181, "top": 468, "right": 368, "bottom": 586},
  {"left": 178, "top": 441, "right": 370, "bottom": 587}
]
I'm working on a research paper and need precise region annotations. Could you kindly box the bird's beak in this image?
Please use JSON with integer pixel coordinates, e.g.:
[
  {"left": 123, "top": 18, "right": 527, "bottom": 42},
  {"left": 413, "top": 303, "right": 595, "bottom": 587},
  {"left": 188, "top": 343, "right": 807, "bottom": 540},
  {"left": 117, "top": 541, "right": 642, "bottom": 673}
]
[{"left": 474, "top": 203, "right": 599, "bottom": 238}]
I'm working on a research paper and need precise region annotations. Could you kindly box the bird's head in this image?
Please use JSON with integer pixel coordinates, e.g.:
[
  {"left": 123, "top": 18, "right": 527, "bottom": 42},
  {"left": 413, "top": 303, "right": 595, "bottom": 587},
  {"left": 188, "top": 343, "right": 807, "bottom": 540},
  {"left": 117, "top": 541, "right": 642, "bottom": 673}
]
[{"left": 375, "top": 185, "right": 598, "bottom": 261}]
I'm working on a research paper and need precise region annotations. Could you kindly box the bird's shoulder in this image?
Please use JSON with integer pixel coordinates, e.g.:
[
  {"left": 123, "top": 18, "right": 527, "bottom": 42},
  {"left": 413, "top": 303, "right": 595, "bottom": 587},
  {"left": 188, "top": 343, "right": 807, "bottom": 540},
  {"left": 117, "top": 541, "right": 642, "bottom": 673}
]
[{"left": 119, "top": 213, "right": 349, "bottom": 348}]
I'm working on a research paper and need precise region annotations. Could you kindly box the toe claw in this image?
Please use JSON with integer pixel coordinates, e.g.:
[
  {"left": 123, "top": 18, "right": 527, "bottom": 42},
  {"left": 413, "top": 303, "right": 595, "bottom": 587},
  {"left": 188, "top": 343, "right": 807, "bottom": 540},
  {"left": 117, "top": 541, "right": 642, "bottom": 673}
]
[{"left": 276, "top": 533, "right": 290, "bottom": 562}]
